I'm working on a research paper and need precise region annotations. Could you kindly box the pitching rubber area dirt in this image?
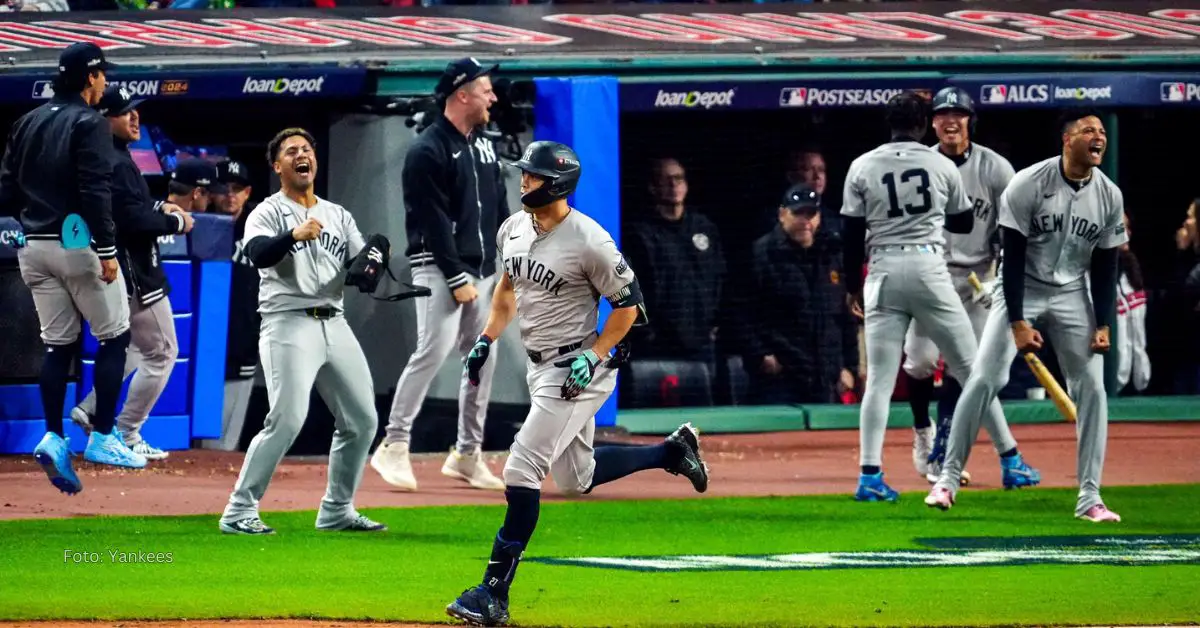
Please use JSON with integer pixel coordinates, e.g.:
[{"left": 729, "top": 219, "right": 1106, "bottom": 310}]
[{"left": 1, "top": 422, "right": 1197, "bottom": 627}]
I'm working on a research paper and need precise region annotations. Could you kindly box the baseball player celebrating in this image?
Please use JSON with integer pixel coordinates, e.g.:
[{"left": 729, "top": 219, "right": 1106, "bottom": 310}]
[
  {"left": 926, "top": 109, "right": 1127, "bottom": 523},
  {"left": 70, "top": 86, "right": 195, "bottom": 462},
  {"left": 841, "top": 91, "right": 1019, "bottom": 503},
  {"left": 218, "top": 128, "right": 386, "bottom": 535},
  {"left": 444, "top": 141, "right": 709, "bottom": 627},
  {"left": 373, "top": 57, "right": 510, "bottom": 492},
  {"left": 1, "top": 43, "right": 146, "bottom": 495},
  {"left": 900, "top": 87, "right": 1037, "bottom": 487}
]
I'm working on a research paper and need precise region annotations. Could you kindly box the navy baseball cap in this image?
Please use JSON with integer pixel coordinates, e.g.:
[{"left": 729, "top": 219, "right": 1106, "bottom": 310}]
[
  {"left": 217, "top": 159, "right": 251, "bottom": 187},
  {"left": 435, "top": 57, "right": 498, "bottom": 98},
  {"left": 58, "top": 42, "right": 116, "bottom": 79},
  {"left": 95, "top": 84, "right": 143, "bottom": 117},
  {"left": 781, "top": 183, "right": 821, "bottom": 214},
  {"left": 172, "top": 158, "right": 227, "bottom": 194}
]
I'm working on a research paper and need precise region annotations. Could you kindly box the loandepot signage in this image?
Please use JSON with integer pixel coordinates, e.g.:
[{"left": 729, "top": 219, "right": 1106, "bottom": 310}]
[{"left": 534, "top": 547, "right": 1200, "bottom": 572}]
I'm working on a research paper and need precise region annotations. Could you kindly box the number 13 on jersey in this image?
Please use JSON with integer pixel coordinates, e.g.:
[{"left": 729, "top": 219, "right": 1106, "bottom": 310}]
[{"left": 882, "top": 168, "right": 932, "bottom": 218}]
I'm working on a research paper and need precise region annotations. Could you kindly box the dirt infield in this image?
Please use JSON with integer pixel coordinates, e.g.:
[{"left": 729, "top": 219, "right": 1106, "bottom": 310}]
[{"left": 1, "top": 422, "right": 1197, "bottom": 521}]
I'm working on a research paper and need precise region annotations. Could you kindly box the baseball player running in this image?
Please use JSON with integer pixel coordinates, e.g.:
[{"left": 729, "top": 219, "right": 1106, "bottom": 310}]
[
  {"left": 218, "top": 128, "right": 386, "bottom": 535},
  {"left": 926, "top": 109, "right": 1127, "bottom": 523},
  {"left": 842, "top": 91, "right": 1020, "bottom": 503},
  {"left": 373, "top": 57, "right": 510, "bottom": 492},
  {"left": 70, "top": 86, "right": 196, "bottom": 462},
  {"left": 1, "top": 43, "right": 146, "bottom": 495},
  {"left": 444, "top": 141, "right": 709, "bottom": 627},
  {"left": 900, "top": 87, "right": 1037, "bottom": 487}
]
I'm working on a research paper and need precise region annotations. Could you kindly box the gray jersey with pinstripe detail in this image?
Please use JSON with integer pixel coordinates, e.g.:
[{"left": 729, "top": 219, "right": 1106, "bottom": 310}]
[
  {"left": 942, "top": 143, "right": 1015, "bottom": 267},
  {"left": 998, "top": 156, "right": 1127, "bottom": 287},
  {"left": 244, "top": 192, "right": 366, "bottom": 314},
  {"left": 841, "top": 140, "right": 971, "bottom": 248},
  {"left": 498, "top": 209, "right": 637, "bottom": 352}
]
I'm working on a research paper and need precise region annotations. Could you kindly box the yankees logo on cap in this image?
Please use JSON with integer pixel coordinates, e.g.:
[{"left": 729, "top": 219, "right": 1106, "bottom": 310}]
[{"left": 435, "top": 56, "right": 499, "bottom": 98}]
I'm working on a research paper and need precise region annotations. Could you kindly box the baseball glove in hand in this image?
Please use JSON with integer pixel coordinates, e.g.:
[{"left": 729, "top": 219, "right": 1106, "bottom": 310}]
[
  {"left": 345, "top": 234, "right": 391, "bottom": 294},
  {"left": 554, "top": 349, "right": 602, "bottom": 400}
]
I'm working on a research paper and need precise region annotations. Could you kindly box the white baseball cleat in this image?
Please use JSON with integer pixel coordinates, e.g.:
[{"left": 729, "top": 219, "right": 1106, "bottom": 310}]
[
  {"left": 924, "top": 486, "right": 955, "bottom": 511},
  {"left": 1078, "top": 504, "right": 1121, "bottom": 523},
  {"left": 442, "top": 448, "right": 505, "bottom": 491},
  {"left": 69, "top": 406, "right": 93, "bottom": 433},
  {"left": 912, "top": 426, "right": 934, "bottom": 478},
  {"left": 371, "top": 441, "right": 418, "bottom": 491},
  {"left": 131, "top": 440, "right": 170, "bottom": 461}
]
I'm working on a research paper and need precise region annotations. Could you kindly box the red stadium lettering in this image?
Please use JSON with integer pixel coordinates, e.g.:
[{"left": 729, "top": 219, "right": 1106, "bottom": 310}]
[
  {"left": 851, "top": 11, "right": 1041, "bottom": 42},
  {"left": 1053, "top": 9, "right": 1199, "bottom": 38},
  {"left": 150, "top": 19, "right": 347, "bottom": 47},
  {"left": 543, "top": 14, "right": 740, "bottom": 43},
  {"left": 363, "top": 17, "right": 477, "bottom": 46},
  {"left": 262, "top": 18, "right": 427, "bottom": 47},
  {"left": 947, "top": 11, "right": 1131, "bottom": 41},
  {"left": 39, "top": 20, "right": 249, "bottom": 48},
  {"left": 0, "top": 22, "right": 134, "bottom": 49},
  {"left": 1151, "top": 9, "right": 1200, "bottom": 22},
  {"left": 436, "top": 19, "right": 570, "bottom": 46},
  {"left": 641, "top": 13, "right": 852, "bottom": 43},
  {"left": 773, "top": 13, "right": 943, "bottom": 42}
]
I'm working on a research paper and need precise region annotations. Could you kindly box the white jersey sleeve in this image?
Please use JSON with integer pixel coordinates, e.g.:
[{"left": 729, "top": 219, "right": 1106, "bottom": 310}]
[
  {"left": 1098, "top": 186, "right": 1129, "bottom": 250},
  {"left": 998, "top": 168, "right": 1038, "bottom": 237},
  {"left": 244, "top": 200, "right": 283, "bottom": 241},
  {"left": 583, "top": 237, "right": 637, "bottom": 304},
  {"left": 944, "top": 165, "right": 971, "bottom": 216},
  {"left": 844, "top": 141, "right": 964, "bottom": 247},
  {"left": 840, "top": 158, "right": 867, "bottom": 219},
  {"left": 342, "top": 209, "right": 366, "bottom": 261}
]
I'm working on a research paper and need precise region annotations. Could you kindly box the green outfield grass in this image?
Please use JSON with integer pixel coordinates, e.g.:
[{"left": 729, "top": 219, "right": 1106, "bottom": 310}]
[{"left": 1, "top": 485, "right": 1199, "bottom": 627}]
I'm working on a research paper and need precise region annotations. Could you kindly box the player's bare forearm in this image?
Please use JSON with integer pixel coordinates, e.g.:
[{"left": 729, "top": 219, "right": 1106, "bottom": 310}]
[
  {"left": 592, "top": 306, "right": 639, "bottom": 358},
  {"left": 481, "top": 273, "right": 516, "bottom": 340}
]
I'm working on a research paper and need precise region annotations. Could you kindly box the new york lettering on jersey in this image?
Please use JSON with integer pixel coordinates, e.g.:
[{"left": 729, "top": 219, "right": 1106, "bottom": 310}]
[
  {"left": 841, "top": 141, "right": 971, "bottom": 247},
  {"left": 999, "top": 156, "right": 1127, "bottom": 287},
  {"left": 943, "top": 144, "right": 1015, "bottom": 267}
]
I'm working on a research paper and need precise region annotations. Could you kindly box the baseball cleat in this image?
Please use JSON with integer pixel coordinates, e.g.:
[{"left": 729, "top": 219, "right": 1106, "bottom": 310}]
[
  {"left": 912, "top": 426, "right": 934, "bottom": 478},
  {"left": 1001, "top": 453, "right": 1041, "bottom": 489},
  {"left": 664, "top": 422, "right": 709, "bottom": 493},
  {"left": 219, "top": 517, "right": 276, "bottom": 535},
  {"left": 33, "top": 432, "right": 82, "bottom": 495},
  {"left": 68, "top": 406, "right": 94, "bottom": 433},
  {"left": 854, "top": 472, "right": 899, "bottom": 503},
  {"left": 926, "top": 468, "right": 972, "bottom": 486},
  {"left": 446, "top": 584, "right": 509, "bottom": 626},
  {"left": 924, "top": 486, "right": 955, "bottom": 511},
  {"left": 371, "top": 440, "right": 418, "bottom": 491},
  {"left": 442, "top": 448, "right": 505, "bottom": 491},
  {"left": 83, "top": 428, "right": 147, "bottom": 469},
  {"left": 320, "top": 514, "right": 388, "bottom": 532},
  {"left": 1078, "top": 504, "right": 1121, "bottom": 523},
  {"left": 131, "top": 440, "right": 170, "bottom": 461}
]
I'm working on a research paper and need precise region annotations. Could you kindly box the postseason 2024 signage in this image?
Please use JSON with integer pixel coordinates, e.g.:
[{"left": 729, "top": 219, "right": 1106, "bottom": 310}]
[
  {"left": 0, "top": 1, "right": 1197, "bottom": 66},
  {"left": 625, "top": 74, "right": 1200, "bottom": 112}
]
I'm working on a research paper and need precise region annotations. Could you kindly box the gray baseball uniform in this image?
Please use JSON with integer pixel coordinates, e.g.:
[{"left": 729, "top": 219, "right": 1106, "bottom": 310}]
[
  {"left": 936, "top": 157, "right": 1127, "bottom": 516},
  {"left": 841, "top": 140, "right": 1014, "bottom": 468},
  {"left": 498, "top": 209, "right": 636, "bottom": 494},
  {"left": 901, "top": 143, "right": 1018, "bottom": 455},
  {"left": 221, "top": 191, "right": 377, "bottom": 530}
]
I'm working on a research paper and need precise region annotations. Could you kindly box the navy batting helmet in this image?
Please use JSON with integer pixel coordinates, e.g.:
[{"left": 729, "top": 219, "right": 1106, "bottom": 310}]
[
  {"left": 931, "top": 86, "right": 977, "bottom": 135},
  {"left": 884, "top": 90, "right": 928, "bottom": 136},
  {"left": 513, "top": 141, "right": 581, "bottom": 209}
]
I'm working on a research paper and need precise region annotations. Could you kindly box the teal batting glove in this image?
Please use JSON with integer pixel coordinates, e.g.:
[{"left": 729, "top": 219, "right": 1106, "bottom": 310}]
[
  {"left": 464, "top": 335, "right": 493, "bottom": 386},
  {"left": 554, "top": 349, "right": 602, "bottom": 400}
]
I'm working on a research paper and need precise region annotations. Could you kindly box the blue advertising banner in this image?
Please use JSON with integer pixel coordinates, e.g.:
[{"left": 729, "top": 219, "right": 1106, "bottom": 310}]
[
  {"left": 621, "top": 74, "right": 1200, "bottom": 112},
  {"left": 0, "top": 66, "right": 367, "bottom": 104}
]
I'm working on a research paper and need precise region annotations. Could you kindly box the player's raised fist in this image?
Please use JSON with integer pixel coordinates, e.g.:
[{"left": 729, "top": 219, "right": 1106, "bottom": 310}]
[
  {"left": 292, "top": 217, "right": 323, "bottom": 242},
  {"left": 1010, "top": 321, "right": 1043, "bottom": 352}
]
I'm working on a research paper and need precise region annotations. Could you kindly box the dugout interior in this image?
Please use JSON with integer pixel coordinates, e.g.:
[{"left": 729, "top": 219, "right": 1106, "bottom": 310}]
[{"left": 617, "top": 105, "right": 1198, "bottom": 409}]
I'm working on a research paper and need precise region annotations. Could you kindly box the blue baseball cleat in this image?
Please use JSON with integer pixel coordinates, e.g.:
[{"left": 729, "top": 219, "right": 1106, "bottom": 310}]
[
  {"left": 33, "top": 432, "right": 83, "bottom": 495},
  {"left": 855, "top": 472, "right": 899, "bottom": 502},
  {"left": 1001, "top": 453, "right": 1041, "bottom": 489},
  {"left": 84, "top": 428, "right": 147, "bottom": 469},
  {"left": 446, "top": 584, "right": 509, "bottom": 626}
]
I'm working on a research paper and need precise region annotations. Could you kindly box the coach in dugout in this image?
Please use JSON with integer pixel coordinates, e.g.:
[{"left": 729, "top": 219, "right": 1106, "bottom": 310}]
[{"left": 741, "top": 183, "right": 858, "bottom": 404}]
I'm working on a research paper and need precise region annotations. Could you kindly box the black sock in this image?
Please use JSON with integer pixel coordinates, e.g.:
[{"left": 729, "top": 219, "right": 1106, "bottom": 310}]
[
  {"left": 39, "top": 342, "right": 79, "bottom": 437},
  {"left": 907, "top": 374, "right": 935, "bottom": 430},
  {"left": 483, "top": 487, "right": 540, "bottom": 599},
  {"left": 861, "top": 465, "right": 881, "bottom": 475},
  {"left": 937, "top": 377, "right": 963, "bottom": 427},
  {"left": 587, "top": 444, "right": 669, "bottom": 492},
  {"left": 1000, "top": 447, "right": 1019, "bottom": 459},
  {"left": 92, "top": 330, "right": 131, "bottom": 435}
]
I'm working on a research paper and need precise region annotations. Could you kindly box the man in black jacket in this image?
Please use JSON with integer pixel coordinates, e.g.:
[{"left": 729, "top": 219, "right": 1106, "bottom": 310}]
[
  {"left": 0, "top": 43, "right": 144, "bottom": 493},
  {"left": 373, "top": 57, "right": 510, "bottom": 492},
  {"left": 744, "top": 183, "right": 858, "bottom": 404},
  {"left": 70, "top": 85, "right": 194, "bottom": 462}
]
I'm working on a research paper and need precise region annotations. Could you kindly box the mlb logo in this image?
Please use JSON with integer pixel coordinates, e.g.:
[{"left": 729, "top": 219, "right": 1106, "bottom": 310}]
[
  {"left": 779, "top": 87, "right": 807, "bottom": 107},
  {"left": 1161, "top": 82, "right": 1186, "bottom": 102},
  {"left": 31, "top": 81, "right": 54, "bottom": 99},
  {"left": 980, "top": 85, "right": 1007, "bottom": 104}
]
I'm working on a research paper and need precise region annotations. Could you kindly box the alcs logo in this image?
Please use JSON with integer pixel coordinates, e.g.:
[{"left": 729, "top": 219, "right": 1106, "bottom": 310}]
[{"left": 980, "top": 84, "right": 1050, "bottom": 104}]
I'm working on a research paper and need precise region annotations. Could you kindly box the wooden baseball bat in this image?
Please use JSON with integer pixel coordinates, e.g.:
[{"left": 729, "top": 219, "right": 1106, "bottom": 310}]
[{"left": 967, "top": 273, "right": 1077, "bottom": 423}]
